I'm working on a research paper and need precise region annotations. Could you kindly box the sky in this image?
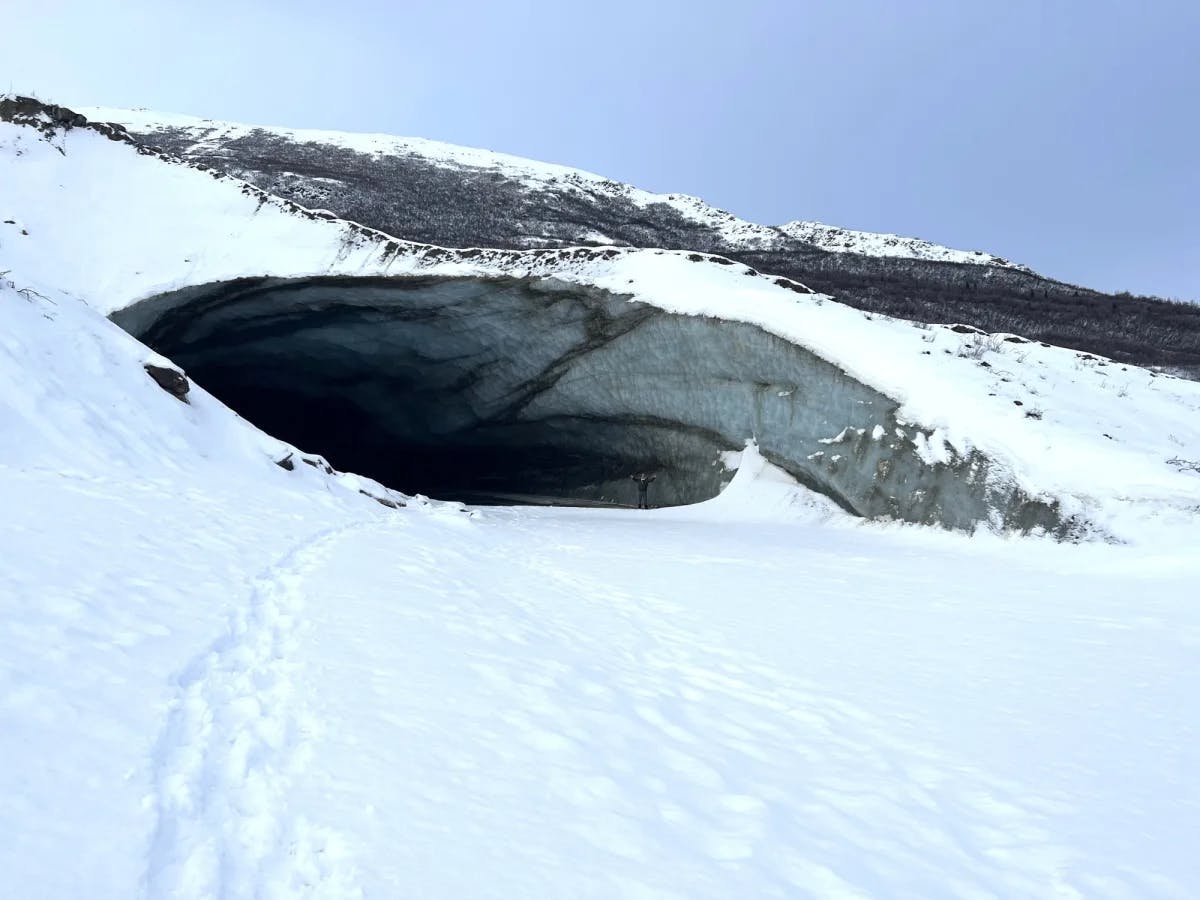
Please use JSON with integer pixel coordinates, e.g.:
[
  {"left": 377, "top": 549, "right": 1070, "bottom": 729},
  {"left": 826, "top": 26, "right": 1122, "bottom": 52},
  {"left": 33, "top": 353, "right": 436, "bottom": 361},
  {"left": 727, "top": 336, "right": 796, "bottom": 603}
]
[{"left": 4, "top": 0, "right": 1198, "bottom": 299}]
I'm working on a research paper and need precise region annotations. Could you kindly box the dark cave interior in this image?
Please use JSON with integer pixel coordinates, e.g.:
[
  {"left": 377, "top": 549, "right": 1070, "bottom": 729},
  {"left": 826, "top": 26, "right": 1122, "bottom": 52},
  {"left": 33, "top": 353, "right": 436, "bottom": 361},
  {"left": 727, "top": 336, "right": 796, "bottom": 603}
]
[{"left": 113, "top": 275, "right": 752, "bottom": 507}]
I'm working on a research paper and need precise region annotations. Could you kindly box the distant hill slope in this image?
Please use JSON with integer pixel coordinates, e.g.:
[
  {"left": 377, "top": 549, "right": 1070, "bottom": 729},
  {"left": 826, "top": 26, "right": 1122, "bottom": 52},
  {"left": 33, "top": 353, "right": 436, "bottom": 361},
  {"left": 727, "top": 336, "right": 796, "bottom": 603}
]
[{"left": 85, "top": 107, "right": 1200, "bottom": 376}]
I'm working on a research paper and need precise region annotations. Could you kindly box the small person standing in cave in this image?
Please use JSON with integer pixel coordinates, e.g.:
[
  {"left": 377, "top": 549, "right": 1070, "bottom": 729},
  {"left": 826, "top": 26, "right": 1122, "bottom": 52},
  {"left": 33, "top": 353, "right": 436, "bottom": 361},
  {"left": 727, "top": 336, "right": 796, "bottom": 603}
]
[{"left": 631, "top": 472, "right": 656, "bottom": 509}]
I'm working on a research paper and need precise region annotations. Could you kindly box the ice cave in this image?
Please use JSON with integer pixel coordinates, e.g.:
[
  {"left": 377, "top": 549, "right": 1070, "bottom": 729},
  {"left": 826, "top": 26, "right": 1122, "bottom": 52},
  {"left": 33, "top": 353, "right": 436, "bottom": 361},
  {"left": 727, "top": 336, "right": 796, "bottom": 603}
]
[{"left": 113, "top": 274, "right": 1068, "bottom": 531}]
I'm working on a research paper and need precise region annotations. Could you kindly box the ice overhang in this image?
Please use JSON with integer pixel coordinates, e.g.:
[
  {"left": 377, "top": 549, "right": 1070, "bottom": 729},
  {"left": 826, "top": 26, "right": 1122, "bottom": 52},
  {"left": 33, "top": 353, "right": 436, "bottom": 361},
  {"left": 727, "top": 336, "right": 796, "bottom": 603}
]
[{"left": 111, "top": 273, "right": 1078, "bottom": 532}]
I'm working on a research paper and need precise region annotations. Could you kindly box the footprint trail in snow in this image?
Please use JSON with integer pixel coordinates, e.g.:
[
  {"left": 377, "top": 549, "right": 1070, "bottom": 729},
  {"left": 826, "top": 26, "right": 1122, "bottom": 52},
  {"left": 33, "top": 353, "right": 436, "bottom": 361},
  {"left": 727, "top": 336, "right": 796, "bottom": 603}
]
[{"left": 143, "top": 524, "right": 366, "bottom": 900}]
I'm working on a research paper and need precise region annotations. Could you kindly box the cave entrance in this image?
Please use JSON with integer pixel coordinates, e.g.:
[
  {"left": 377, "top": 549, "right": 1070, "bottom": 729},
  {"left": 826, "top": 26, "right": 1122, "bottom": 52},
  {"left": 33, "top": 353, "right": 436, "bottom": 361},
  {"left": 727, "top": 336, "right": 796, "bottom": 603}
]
[
  {"left": 113, "top": 275, "right": 768, "bottom": 508},
  {"left": 108, "top": 272, "right": 1086, "bottom": 533}
]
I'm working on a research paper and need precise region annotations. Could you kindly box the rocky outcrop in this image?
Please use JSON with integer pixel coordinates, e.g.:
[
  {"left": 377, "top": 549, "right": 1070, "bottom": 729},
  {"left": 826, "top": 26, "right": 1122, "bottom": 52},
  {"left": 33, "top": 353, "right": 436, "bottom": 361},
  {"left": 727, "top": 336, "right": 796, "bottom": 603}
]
[
  {"left": 0, "top": 96, "right": 88, "bottom": 133},
  {"left": 143, "top": 363, "right": 190, "bottom": 401}
]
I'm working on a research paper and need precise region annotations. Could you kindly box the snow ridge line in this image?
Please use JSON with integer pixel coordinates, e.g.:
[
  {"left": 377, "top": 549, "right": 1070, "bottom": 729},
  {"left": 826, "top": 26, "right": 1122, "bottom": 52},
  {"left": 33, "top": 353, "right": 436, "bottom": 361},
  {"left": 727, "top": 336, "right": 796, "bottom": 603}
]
[{"left": 141, "top": 522, "right": 369, "bottom": 900}]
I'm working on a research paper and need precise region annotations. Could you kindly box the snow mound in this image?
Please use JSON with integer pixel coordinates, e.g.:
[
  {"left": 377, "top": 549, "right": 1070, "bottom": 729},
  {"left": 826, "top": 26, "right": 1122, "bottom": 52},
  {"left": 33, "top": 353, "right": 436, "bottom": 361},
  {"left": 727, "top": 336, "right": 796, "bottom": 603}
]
[{"left": 682, "top": 440, "right": 848, "bottom": 524}]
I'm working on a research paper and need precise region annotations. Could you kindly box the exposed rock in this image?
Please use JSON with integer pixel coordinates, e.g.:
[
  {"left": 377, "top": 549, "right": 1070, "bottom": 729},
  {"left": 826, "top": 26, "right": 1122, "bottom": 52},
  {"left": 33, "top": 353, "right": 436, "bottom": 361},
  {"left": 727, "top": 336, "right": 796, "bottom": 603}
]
[
  {"left": 300, "top": 455, "right": 335, "bottom": 475},
  {"left": 359, "top": 489, "right": 404, "bottom": 509},
  {"left": 0, "top": 96, "right": 87, "bottom": 133},
  {"left": 143, "top": 363, "right": 189, "bottom": 401}
]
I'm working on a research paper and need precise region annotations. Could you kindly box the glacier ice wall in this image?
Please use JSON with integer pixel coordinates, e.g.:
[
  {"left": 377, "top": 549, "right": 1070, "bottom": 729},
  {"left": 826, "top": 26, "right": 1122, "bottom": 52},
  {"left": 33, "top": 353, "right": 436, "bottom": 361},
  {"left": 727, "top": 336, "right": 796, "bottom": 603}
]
[{"left": 114, "top": 275, "right": 1073, "bottom": 531}]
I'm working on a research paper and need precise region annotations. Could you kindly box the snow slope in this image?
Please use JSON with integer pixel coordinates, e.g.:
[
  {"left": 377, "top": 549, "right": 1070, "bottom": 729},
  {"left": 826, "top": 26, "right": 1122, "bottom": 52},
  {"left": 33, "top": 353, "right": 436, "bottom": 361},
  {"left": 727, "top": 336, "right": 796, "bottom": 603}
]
[
  {"left": 3, "top": 105, "right": 1200, "bottom": 538},
  {"left": 0, "top": 275, "right": 444, "bottom": 897},
  {"left": 82, "top": 105, "right": 1028, "bottom": 269},
  {"left": 3, "top": 103, "right": 1200, "bottom": 897}
]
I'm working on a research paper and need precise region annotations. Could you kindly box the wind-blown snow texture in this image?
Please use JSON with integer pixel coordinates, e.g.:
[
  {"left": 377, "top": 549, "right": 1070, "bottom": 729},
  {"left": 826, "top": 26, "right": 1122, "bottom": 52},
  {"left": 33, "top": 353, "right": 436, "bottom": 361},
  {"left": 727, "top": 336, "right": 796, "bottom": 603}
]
[{"left": 3, "top": 99, "right": 1200, "bottom": 898}]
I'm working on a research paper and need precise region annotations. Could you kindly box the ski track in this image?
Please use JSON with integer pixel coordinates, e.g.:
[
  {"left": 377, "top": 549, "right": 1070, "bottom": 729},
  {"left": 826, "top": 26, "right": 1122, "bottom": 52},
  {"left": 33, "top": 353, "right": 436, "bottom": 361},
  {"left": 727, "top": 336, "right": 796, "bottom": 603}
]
[{"left": 142, "top": 523, "right": 367, "bottom": 900}]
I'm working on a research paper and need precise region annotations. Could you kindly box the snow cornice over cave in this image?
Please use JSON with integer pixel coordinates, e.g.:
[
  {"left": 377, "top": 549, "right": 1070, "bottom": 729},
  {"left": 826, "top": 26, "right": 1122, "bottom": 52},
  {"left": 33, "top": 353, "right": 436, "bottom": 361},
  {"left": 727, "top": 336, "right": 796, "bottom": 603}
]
[{"left": 3, "top": 96, "right": 1200, "bottom": 539}]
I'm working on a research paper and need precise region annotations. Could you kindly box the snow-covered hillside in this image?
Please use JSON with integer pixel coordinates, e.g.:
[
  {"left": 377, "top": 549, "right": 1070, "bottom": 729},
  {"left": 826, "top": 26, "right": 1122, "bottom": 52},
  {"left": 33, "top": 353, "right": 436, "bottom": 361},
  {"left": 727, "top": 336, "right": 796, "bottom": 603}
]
[
  {"left": 3, "top": 98, "right": 1200, "bottom": 897},
  {"left": 780, "top": 219, "right": 1026, "bottom": 268},
  {"left": 83, "top": 105, "right": 1026, "bottom": 269}
]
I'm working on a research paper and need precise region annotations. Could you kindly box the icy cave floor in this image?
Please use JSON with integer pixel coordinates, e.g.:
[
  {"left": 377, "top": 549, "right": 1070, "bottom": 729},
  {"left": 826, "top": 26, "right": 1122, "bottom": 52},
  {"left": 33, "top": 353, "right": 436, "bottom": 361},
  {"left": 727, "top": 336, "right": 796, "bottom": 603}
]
[{"left": 3, "top": 462, "right": 1198, "bottom": 899}]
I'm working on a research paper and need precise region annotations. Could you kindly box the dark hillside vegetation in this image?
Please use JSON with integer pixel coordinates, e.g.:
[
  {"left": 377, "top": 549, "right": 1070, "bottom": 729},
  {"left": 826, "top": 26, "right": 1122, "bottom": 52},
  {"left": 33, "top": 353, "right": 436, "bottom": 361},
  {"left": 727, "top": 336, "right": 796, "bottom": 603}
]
[{"left": 738, "top": 251, "right": 1200, "bottom": 375}]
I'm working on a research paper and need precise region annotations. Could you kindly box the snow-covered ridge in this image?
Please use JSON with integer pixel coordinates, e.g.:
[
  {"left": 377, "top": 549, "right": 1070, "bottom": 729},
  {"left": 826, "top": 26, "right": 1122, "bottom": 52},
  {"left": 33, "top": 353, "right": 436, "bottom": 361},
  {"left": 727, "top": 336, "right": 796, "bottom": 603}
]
[
  {"left": 81, "top": 105, "right": 1030, "bottom": 269},
  {"left": 780, "top": 220, "right": 1030, "bottom": 270},
  {"left": 4, "top": 98, "right": 1200, "bottom": 538},
  {"left": 1, "top": 95, "right": 821, "bottom": 307}
]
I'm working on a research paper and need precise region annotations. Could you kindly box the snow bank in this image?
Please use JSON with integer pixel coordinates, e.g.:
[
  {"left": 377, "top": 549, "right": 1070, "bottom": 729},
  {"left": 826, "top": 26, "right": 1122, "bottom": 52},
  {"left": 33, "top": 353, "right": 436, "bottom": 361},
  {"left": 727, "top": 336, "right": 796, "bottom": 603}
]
[
  {"left": 682, "top": 440, "right": 848, "bottom": 523},
  {"left": 0, "top": 270, "right": 408, "bottom": 511}
]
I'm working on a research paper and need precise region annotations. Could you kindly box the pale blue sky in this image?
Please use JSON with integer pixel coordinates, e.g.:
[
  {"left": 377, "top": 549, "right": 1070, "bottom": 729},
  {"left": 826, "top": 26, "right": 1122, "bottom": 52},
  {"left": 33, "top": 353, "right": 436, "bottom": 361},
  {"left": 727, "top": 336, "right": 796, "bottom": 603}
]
[{"left": 5, "top": 0, "right": 1198, "bottom": 298}]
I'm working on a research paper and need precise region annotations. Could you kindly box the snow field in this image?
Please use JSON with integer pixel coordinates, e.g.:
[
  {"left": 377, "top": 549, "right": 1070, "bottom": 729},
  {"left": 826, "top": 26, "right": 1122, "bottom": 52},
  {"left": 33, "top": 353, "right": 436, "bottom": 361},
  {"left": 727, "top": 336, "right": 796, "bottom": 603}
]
[
  {"left": 275, "top": 506, "right": 1200, "bottom": 897},
  {"left": 6, "top": 456, "right": 1199, "bottom": 896}
]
